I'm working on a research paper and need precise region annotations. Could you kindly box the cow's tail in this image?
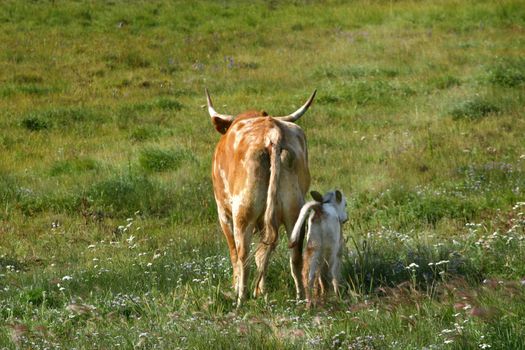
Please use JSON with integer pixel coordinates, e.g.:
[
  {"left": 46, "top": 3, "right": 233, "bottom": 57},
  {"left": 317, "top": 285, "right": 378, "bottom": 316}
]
[
  {"left": 288, "top": 201, "right": 318, "bottom": 248},
  {"left": 263, "top": 127, "right": 282, "bottom": 246}
]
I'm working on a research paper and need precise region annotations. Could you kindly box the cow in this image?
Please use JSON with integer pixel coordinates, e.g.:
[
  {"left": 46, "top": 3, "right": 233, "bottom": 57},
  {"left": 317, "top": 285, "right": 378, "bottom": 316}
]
[{"left": 206, "top": 89, "right": 316, "bottom": 305}]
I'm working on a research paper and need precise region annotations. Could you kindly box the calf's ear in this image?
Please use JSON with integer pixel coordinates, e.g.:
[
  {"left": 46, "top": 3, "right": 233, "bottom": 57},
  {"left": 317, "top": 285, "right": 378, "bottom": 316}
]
[
  {"left": 310, "top": 191, "right": 323, "bottom": 202},
  {"left": 335, "top": 190, "right": 342, "bottom": 203}
]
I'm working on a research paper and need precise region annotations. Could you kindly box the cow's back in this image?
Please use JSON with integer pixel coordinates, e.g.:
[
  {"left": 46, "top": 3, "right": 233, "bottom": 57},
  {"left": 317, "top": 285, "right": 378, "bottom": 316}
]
[{"left": 212, "top": 116, "right": 309, "bottom": 226}]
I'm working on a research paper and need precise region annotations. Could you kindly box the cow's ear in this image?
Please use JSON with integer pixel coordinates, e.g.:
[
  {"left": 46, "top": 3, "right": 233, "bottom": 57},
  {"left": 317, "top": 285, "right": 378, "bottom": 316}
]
[
  {"left": 310, "top": 191, "right": 323, "bottom": 202},
  {"left": 335, "top": 190, "right": 342, "bottom": 203},
  {"left": 212, "top": 116, "right": 233, "bottom": 134}
]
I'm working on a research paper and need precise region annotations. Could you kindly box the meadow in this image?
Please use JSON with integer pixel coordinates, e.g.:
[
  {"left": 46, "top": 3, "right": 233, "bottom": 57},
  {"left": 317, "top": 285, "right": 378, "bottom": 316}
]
[{"left": 0, "top": 0, "right": 524, "bottom": 348}]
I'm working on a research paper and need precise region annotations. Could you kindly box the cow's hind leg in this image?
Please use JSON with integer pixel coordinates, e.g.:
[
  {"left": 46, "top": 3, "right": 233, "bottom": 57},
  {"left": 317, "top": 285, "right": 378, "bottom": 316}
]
[
  {"left": 253, "top": 228, "right": 278, "bottom": 298},
  {"left": 218, "top": 209, "right": 237, "bottom": 290},
  {"left": 233, "top": 219, "right": 254, "bottom": 306},
  {"left": 253, "top": 244, "right": 275, "bottom": 298}
]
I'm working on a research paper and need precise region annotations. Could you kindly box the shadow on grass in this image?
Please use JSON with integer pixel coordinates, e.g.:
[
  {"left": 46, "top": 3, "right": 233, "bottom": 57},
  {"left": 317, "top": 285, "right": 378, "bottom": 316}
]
[{"left": 342, "top": 235, "right": 483, "bottom": 297}]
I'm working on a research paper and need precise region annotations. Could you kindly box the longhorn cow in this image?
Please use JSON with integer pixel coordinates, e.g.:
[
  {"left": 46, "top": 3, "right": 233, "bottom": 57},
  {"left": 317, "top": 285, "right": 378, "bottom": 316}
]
[{"left": 207, "top": 89, "right": 316, "bottom": 304}]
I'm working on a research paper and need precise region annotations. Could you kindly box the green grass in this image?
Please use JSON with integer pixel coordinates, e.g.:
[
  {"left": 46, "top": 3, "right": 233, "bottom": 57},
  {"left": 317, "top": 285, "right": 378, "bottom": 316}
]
[{"left": 1, "top": 0, "right": 524, "bottom": 348}]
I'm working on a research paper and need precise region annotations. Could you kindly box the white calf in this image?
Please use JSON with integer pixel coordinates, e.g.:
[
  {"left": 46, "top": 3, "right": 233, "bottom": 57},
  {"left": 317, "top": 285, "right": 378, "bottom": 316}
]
[{"left": 289, "top": 190, "right": 348, "bottom": 307}]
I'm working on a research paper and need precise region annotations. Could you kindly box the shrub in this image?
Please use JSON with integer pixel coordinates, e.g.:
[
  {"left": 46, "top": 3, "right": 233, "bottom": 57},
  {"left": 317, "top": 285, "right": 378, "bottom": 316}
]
[
  {"left": 450, "top": 97, "right": 500, "bottom": 120},
  {"left": 21, "top": 116, "right": 50, "bottom": 131},
  {"left": 488, "top": 58, "right": 525, "bottom": 88},
  {"left": 138, "top": 147, "right": 190, "bottom": 172}
]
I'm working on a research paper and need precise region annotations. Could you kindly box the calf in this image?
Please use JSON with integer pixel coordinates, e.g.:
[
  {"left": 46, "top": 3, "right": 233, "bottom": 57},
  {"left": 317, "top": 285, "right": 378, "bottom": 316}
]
[{"left": 289, "top": 190, "right": 348, "bottom": 307}]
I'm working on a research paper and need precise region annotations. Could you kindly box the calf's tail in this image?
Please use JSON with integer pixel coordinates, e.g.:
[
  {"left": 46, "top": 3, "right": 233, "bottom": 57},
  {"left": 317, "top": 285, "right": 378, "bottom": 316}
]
[{"left": 288, "top": 201, "right": 320, "bottom": 248}]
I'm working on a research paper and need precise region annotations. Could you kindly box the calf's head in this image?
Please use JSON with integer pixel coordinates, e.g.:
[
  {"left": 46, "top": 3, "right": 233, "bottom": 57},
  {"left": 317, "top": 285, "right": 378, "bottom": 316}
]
[{"left": 311, "top": 190, "right": 348, "bottom": 224}]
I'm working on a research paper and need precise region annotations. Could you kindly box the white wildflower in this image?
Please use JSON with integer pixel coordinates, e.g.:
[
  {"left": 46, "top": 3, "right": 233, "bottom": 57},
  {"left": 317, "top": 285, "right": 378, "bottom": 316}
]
[
  {"left": 406, "top": 263, "right": 419, "bottom": 269},
  {"left": 435, "top": 260, "right": 449, "bottom": 266}
]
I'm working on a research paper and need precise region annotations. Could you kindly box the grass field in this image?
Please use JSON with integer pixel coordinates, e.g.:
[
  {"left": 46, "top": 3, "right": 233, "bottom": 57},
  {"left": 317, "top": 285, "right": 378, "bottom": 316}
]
[{"left": 1, "top": 0, "right": 525, "bottom": 348}]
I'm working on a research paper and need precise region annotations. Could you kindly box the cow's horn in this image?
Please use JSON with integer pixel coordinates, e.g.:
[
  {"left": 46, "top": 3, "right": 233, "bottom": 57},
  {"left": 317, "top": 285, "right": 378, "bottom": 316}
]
[
  {"left": 205, "top": 88, "right": 234, "bottom": 122},
  {"left": 275, "top": 89, "right": 317, "bottom": 122}
]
